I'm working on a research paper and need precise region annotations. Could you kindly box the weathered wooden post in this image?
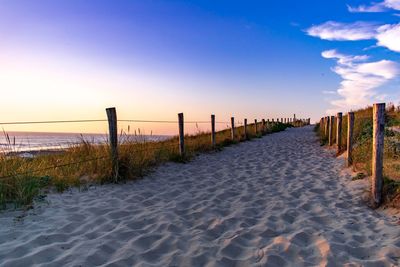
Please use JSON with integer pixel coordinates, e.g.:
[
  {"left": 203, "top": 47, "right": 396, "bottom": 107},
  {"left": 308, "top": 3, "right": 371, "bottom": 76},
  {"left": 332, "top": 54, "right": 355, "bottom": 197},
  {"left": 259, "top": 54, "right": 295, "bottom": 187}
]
[
  {"left": 324, "top": 116, "right": 329, "bottom": 138},
  {"left": 372, "top": 103, "right": 385, "bottom": 206},
  {"left": 336, "top": 112, "right": 343, "bottom": 154},
  {"left": 211, "top": 114, "right": 216, "bottom": 148},
  {"left": 329, "top": 115, "right": 334, "bottom": 146},
  {"left": 254, "top": 119, "right": 258, "bottom": 135},
  {"left": 346, "top": 112, "right": 354, "bottom": 167},
  {"left": 106, "top": 107, "right": 119, "bottom": 182},
  {"left": 231, "top": 117, "right": 235, "bottom": 141},
  {"left": 244, "top": 118, "right": 248, "bottom": 139},
  {"left": 320, "top": 117, "right": 324, "bottom": 135},
  {"left": 262, "top": 119, "right": 266, "bottom": 134},
  {"left": 178, "top": 113, "right": 185, "bottom": 156}
]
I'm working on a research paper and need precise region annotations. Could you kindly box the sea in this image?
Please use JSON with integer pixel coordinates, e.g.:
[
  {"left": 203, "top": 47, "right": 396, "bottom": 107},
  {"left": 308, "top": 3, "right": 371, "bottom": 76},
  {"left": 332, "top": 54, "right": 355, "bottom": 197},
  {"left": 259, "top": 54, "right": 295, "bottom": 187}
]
[{"left": 0, "top": 132, "right": 171, "bottom": 154}]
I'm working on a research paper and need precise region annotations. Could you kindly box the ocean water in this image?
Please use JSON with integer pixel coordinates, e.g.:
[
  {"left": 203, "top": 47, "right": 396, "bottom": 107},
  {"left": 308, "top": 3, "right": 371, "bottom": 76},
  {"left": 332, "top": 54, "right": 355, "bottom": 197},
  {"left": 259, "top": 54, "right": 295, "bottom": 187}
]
[{"left": 0, "top": 132, "right": 171, "bottom": 153}]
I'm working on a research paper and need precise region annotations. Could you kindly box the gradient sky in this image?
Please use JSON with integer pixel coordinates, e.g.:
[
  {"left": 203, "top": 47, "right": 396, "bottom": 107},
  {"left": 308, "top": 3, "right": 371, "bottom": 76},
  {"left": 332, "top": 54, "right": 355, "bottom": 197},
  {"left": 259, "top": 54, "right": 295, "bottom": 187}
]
[{"left": 0, "top": 0, "right": 399, "bottom": 134}]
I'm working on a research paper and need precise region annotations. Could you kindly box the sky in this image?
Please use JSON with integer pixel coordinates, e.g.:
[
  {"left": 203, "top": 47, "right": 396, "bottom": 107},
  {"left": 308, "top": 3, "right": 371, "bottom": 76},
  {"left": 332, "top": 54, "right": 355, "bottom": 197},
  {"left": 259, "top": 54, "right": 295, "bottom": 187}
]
[{"left": 0, "top": 0, "right": 399, "bottom": 134}]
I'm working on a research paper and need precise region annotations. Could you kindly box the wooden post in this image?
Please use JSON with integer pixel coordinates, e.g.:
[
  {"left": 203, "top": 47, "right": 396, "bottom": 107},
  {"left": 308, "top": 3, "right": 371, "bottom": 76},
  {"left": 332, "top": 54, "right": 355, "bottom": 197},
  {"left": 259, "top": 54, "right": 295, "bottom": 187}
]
[
  {"left": 329, "top": 116, "right": 334, "bottom": 146},
  {"left": 244, "top": 118, "right": 248, "bottom": 139},
  {"left": 346, "top": 112, "right": 354, "bottom": 167},
  {"left": 178, "top": 113, "right": 185, "bottom": 156},
  {"left": 372, "top": 103, "right": 385, "bottom": 206},
  {"left": 320, "top": 117, "right": 324, "bottom": 134},
  {"left": 231, "top": 117, "right": 235, "bottom": 141},
  {"left": 106, "top": 107, "right": 118, "bottom": 182},
  {"left": 262, "top": 119, "right": 266, "bottom": 134},
  {"left": 211, "top": 114, "right": 216, "bottom": 148},
  {"left": 254, "top": 119, "right": 258, "bottom": 135},
  {"left": 336, "top": 112, "right": 343, "bottom": 154},
  {"left": 324, "top": 116, "right": 329, "bottom": 138}
]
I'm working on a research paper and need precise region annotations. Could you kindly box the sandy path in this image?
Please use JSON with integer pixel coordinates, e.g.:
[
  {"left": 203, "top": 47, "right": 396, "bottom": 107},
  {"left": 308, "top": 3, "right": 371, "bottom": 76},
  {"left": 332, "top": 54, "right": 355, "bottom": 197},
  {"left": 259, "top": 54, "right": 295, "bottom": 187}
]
[{"left": 1, "top": 126, "right": 400, "bottom": 266}]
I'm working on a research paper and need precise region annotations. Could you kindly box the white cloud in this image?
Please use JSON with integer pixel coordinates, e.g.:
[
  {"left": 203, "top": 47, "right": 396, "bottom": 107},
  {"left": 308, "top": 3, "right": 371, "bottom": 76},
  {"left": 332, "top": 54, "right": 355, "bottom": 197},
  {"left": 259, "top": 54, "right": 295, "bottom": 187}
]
[
  {"left": 307, "top": 21, "right": 400, "bottom": 53},
  {"left": 322, "top": 50, "right": 399, "bottom": 114},
  {"left": 385, "top": 0, "right": 400, "bottom": 10},
  {"left": 307, "top": 21, "right": 378, "bottom": 41},
  {"left": 322, "top": 90, "right": 337, "bottom": 95},
  {"left": 321, "top": 49, "right": 369, "bottom": 65},
  {"left": 376, "top": 24, "right": 400, "bottom": 52},
  {"left": 347, "top": 3, "right": 387, "bottom": 12},
  {"left": 348, "top": 0, "right": 400, "bottom": 12}
]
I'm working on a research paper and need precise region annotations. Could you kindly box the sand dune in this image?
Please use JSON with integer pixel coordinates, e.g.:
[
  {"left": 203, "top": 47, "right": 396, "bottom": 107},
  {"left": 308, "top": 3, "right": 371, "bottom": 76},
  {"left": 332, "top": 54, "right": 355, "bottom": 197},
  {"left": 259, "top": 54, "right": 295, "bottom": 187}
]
[{"left": 1, "top": 126, "right": 400, "bottom": 266}]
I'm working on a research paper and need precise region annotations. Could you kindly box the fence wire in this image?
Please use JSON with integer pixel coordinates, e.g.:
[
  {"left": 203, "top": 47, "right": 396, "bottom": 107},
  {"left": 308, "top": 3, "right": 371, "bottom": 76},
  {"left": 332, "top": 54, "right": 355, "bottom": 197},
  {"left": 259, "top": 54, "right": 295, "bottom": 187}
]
[{"left": 0, "top": 119, "right": 232, "bottom": 125}]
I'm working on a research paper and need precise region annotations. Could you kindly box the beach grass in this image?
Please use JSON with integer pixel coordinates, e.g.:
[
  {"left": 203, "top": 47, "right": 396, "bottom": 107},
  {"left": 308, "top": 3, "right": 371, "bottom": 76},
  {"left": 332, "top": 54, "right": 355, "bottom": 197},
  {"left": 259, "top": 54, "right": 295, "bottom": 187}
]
[
  {"left": 0, "top": 121, "right": 298, "bottom": 209},
  {"left": 315, "top": 104, "right": 400, "bottom": 205}
]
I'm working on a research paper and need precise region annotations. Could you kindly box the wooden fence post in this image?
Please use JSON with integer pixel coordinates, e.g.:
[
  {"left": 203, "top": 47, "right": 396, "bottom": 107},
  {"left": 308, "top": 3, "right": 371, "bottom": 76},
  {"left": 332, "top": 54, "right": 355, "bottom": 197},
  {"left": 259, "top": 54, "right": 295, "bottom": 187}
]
[
  {"left": 211, "top": 114, "right": 216, "bottom": 148},
  {"left": 324, "top": 116, "right": 329, "bottom": 139},
  {"left": 178, "top": 113, "right": 185, "bottom": 156},
  {"left": 262, "top": 119, "right": 266, "bottom": 134},
  {"left": 372, "top": 103, "right": 385, "bottom": 206},
  {"left": 254, "top": 119, "right": 258, "bottom": 135},
  {"left": 106, "top": 107, "right": 118, "bottom": 182},
  {"left": 329, "top": 115, "right": 334, "bottom": 146},
  {"left": 320, "top": 117, "right": 324, "bottom": 135},
  {"left": 347, "top": 112, "right": 354, "bottom": 167},
  {"left": 336, "top": 112, "right": 343, "bottom": 154},
  {"left": 231, "top": 117, "right": 235, "bottom": 141},
  {"left": 244, "top": 118, "right": 248, "bottom": 139}
]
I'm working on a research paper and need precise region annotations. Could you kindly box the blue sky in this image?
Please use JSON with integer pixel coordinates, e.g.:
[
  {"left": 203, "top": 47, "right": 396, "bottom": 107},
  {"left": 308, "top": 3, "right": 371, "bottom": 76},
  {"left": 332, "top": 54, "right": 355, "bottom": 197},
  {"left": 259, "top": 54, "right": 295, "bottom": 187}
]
[{"left": 0, "top": 0, "right": 399, "bottom": 133}]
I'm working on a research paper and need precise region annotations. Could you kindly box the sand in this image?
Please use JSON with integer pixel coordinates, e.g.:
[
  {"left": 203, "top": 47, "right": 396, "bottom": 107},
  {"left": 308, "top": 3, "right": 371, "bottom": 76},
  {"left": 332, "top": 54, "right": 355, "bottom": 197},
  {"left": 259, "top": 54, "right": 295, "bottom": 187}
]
[{"left": 1, "top": 126, "right": 400, "bottom": 266}]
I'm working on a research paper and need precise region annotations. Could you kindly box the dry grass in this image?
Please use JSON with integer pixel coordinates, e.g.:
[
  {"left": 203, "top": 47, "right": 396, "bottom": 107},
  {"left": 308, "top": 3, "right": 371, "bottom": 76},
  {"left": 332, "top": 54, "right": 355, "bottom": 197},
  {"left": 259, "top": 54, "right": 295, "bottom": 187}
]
[{"left": 0, "top": 121, "right": 300, "bottom": 209}]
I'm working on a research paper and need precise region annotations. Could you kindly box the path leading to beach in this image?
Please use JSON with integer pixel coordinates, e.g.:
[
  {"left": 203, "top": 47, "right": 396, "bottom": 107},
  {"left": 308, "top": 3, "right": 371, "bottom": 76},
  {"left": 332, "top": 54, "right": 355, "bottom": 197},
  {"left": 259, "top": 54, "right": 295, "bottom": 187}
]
[{"left": 1, "top": 126, "right": 400, "bottom": 266}]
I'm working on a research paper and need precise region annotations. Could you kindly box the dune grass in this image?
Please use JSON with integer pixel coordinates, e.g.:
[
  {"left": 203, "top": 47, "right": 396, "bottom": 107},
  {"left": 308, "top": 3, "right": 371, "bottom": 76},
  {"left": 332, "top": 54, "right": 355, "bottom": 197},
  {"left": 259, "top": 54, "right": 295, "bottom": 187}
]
[
  {"left": 315, "top": 104, "right": 400, "bottom": 205},
  {"left": 0, "top": 121, "right": 299, "bottom": 209}
]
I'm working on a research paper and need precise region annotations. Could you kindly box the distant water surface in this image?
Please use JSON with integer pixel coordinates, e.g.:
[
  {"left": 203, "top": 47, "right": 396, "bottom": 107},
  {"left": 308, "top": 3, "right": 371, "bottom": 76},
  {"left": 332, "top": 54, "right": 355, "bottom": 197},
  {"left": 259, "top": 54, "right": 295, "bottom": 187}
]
[{"left": 0, "top": 132, "right": 172, "bottom": 153}]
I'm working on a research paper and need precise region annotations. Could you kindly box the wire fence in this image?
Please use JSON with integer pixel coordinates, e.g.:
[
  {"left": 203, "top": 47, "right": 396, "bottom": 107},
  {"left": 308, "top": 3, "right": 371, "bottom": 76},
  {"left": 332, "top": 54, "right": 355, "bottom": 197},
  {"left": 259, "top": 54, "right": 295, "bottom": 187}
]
[
  {"left": 0, "top": 108, "right": 308, "bottom": 182},
  {"left": 0, "top": 119, "right": 231, "bottom": 125}
]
